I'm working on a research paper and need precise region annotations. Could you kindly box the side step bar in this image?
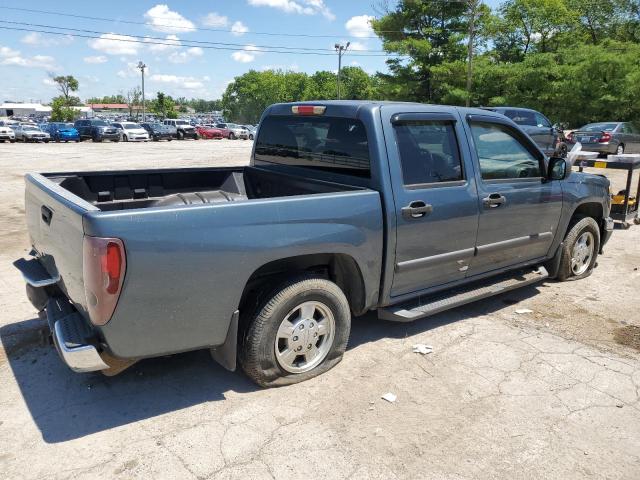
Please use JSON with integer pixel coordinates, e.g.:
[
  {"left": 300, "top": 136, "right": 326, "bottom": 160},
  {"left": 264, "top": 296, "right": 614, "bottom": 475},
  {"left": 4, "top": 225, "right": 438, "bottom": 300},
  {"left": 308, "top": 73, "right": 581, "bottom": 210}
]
[{"left": 379, "top": 266, "right": 548, "bottom": 322}]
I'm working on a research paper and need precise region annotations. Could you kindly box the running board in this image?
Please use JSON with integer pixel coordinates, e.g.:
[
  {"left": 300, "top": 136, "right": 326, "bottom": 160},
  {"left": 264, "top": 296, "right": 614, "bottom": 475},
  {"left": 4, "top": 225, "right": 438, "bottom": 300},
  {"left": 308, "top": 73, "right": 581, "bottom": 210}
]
[{"left": 379, "top": 266, "right": 548, "bottom": 322}]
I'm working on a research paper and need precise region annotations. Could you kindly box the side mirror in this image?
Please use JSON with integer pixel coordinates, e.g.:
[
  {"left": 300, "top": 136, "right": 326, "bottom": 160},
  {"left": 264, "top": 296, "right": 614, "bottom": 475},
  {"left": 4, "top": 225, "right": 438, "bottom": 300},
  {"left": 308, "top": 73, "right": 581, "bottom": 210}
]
[{"left": 548, "top": 156, "right": 570, "bottom": 181}]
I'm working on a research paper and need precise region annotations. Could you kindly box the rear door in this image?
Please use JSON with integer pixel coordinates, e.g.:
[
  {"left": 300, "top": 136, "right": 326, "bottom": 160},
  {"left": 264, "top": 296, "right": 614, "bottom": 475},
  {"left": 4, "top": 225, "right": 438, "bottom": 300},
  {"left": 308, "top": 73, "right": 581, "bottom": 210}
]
[
  {"left": 381, "top": 107, "right": 480, "bottom": 297},
  {"left": 464, "top": 114, "right": 563, "bottom": 275}
]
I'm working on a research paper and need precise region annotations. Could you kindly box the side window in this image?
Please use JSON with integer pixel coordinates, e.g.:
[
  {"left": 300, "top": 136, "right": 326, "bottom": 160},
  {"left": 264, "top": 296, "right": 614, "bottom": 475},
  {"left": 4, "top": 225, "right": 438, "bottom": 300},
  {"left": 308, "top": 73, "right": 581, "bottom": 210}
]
[
  {"left": 470, "top": 121, "right": 541, "bottom": 180},
  {"left": 534, "top": 112, "right": 551, "bottom": 128},
  {"left": 393, "top": 121, "right": 463, "bottom": 185},
  {"left": 504, "top": 109, "right": 536, "bottom": 126}
]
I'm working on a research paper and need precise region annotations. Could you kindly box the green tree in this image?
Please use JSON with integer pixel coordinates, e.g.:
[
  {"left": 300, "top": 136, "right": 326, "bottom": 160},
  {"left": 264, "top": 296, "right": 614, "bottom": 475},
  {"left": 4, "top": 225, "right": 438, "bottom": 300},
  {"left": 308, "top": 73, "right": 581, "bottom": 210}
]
[
  {"left": 51, "top": 75, "right": 79, "bottom": 106},
  {"left": 50, "top": 96, "right": 78, "bottom": 122},
  {"left": 125, "top": 87, "right": 142, "bottom": 120},
  {"left": 150, "top": 92, "right": 177, "bottom": 119}
]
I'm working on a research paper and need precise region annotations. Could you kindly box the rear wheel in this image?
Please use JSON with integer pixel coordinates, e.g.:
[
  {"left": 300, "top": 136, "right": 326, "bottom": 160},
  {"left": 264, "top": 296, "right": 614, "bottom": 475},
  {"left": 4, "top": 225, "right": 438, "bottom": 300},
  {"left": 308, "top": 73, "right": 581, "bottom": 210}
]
[
  {"left": 239, "top": 276, "right": 351, "bottom": 387},
  {"left": 229, "top": 132, "right": 236, "bottom": 140},
  {"left": 557, "top": 216, "right": 600, "bottom": 281},
  {"left": 616, "top": 144, "right": 625, "bottom": 155}
]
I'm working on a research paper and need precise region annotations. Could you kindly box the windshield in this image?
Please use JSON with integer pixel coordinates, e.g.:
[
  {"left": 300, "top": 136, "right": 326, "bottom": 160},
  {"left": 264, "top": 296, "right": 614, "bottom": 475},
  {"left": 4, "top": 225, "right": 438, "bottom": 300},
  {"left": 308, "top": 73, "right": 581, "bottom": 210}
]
[
  {"left": 123, "top": 123, "right": 140, "bottom": 130},
  {"left": 580, "top": 123, "right": 618, "bottom": 132},
  {"left": 23, "top": 126, "right": 39, "bottom": 131},
  {"left": 63, "top": 123, "right": 74, "bottom": 129},
  {"left": 175, "top": 120, "right": 190, "bottom": 125},
  {"left": 92, "top": 120, "right": 109, "bottom": 127}
]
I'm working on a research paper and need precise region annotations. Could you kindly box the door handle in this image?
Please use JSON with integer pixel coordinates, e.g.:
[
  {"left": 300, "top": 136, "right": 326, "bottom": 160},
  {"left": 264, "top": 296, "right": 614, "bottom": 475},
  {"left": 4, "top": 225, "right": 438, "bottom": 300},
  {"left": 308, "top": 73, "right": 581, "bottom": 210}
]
[
  {"left": 483, "top": 193, "right": 506, "bottom": 208},
  {"left": 401, "top": 201, "right": 433, "bottom": 219}
]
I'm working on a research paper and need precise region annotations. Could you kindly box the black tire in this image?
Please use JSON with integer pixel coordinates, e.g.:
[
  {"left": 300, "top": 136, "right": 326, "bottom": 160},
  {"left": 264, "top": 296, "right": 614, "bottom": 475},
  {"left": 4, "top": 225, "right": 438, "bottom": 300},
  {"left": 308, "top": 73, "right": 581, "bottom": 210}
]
[
  {"left": 557, "top": 143, "right": 568, "bottom": 158},
  {"left": 249, "top": 134, "right": 254, "bottom": 140},
  {"left": 122, "top": 134, "right": 128, "bottom": 142},
  {"left": 177, "top": 130, "right": 184, "bottom": 140},
  {"left": 93, "top": 135, "right": 102, "bottom": 143},
  {"left": 616, "top": 144, "right": 625, "bottom": 155},
  {"left": 229, "top": 132, "right": 235, "bottom": 140},
  {"left": 10, "top": 139, "right": 16, "bottom": 143},
  {"left": 557, "top": 216, "right": 600, "bottom": 281},
  {"left": 239, "top": 275, "right": 351, "bottom": 387}
]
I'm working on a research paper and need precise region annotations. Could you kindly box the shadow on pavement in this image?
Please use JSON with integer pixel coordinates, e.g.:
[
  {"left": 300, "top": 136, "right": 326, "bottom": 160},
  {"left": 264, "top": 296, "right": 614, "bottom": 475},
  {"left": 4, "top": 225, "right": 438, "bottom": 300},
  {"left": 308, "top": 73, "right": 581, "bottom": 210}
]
[{"left": 2, "top": 284, "right": 541, "bottom": 444}]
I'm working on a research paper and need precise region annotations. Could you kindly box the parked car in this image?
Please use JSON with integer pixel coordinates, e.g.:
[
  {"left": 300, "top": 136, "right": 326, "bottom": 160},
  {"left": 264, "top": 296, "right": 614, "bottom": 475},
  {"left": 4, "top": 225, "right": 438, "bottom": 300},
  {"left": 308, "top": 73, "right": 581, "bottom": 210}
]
[
  {"left": 15, "top": 101, "right": 613, "bottom": 387},
  {"left": 112, "top": 122, "right": 150, "bottom": 142},
  {"left": 481, "top": 107, "right": 560, "bottom": 156},
  {"left": 45, "top": 123, "right": 80, "bottom": 143},
  {"left": 217, "top": 123, "right": 249, "bottom": 140},
  {"left": 567, "top": 122, "right": 640, "bottom": 155},
  {"left": 74, "top": 119, "right": 120, "bottom": 142},
  {"left": 243, "top": 125, "right": 257, "bottom": 140},
  {"left": 12, "top": 124, "right": 50, "bottom": 142},
  {"left": 162, "top": 119, "right": 199, "bottom": 140},
  {"left": 141, "top": 122, "right": 174, "bottom": 141},
  {"left": 196, "top": 125, "right": 224, "bottom": 139},
  {"left": 0, "top": 125, "right": 16, "bottom": 142}
]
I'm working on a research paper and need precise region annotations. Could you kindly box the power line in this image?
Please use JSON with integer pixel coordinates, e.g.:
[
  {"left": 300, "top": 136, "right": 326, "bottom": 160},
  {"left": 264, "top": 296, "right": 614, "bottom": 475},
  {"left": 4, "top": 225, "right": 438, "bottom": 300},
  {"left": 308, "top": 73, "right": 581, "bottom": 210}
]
[
  {"left": 0, "top": 19, "right": 389, "bottom": 53},
  {"left": 0, "top": 5, "right": 387, "bottom": 39},
  {"left": 0, "top": 25, "right": 407, "bottom": 57}
]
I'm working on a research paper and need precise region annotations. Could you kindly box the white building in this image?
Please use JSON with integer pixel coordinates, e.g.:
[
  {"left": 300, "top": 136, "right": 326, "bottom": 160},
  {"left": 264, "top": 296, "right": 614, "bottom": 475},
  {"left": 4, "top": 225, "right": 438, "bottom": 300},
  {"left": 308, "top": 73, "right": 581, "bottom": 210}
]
[{"left": 0, "top": 102, "right": 52, "bottom": 117}]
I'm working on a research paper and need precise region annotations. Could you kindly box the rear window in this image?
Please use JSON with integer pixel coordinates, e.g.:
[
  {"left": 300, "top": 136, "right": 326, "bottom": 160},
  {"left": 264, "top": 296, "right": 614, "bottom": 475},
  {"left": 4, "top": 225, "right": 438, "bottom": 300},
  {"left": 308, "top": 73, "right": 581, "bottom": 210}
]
[
  {"left": 91, "top": 120, "right": 109, "bottom": 127},
  {"left": 580, "top": 123, "right": 618, "bottom": 132},
  {"left": 255, "top": 115, "right": 370, "bottom": 178},
  {"left": 503, "top": 109, "right": 537, "bottom": 126}
]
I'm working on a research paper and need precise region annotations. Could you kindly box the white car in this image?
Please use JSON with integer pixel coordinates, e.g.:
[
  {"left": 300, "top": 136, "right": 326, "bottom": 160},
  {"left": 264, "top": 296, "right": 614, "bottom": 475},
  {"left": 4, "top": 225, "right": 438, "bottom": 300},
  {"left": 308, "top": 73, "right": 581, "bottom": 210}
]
[
  {"left": 0, "top": 125, "right": 16, "bottom": 143},
  {"left": 112, "top": 122, "right": 150, "bottom": 142}
]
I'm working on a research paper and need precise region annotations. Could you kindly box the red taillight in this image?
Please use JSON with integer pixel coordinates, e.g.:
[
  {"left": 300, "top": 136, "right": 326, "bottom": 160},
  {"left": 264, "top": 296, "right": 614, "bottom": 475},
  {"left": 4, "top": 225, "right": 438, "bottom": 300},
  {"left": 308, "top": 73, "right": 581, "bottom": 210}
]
[
  {"left": 83, "top": 236, "right": 126, "bottom": 326},
  {"left": 598, "top": 132, "right": 612, "bottom": 143},
  {"left": 292, "top": 105, "right": 326, "bottom": 115}
]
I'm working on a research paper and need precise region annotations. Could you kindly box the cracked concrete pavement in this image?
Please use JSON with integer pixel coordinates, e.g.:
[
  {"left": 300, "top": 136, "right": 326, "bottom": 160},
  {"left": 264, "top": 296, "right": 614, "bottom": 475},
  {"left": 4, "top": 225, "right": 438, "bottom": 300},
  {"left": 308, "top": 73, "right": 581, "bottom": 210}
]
[{"left": 1, "top": 141, "right": 639, "bottom": 479}]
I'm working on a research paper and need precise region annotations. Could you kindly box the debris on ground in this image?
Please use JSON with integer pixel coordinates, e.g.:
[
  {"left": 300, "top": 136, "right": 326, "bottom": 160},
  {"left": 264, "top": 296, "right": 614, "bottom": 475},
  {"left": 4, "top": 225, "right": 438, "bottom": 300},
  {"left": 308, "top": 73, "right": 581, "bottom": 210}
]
[
  {"left": 412, "top": 344, "right": 433, "bottom": 355},
  {"left": 381, "top": 392, "right": 397, "bottom": 403},
  {"left": 613, "top": 325, "right": 640, "bottom": 351},
  {"left": 515, "top": 308, "right": 534, "bottom": 314}
]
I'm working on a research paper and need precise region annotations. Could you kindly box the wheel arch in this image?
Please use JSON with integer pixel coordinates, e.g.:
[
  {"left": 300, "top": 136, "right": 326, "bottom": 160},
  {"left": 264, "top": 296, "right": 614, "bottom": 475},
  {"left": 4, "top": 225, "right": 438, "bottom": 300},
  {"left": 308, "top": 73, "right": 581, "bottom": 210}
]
[{"left": 238, "top": 253, "right": 368, "bottom": 317}]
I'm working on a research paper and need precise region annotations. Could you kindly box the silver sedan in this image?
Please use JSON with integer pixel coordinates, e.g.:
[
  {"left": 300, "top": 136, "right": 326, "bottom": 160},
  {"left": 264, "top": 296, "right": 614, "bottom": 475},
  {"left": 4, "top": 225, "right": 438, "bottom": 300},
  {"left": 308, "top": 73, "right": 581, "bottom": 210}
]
[
  {"left": 12, "top": 124, "right": 51, "bottom": 143},
  {"left": 568, "top": 122, "right": 640, "bottom": 155}
]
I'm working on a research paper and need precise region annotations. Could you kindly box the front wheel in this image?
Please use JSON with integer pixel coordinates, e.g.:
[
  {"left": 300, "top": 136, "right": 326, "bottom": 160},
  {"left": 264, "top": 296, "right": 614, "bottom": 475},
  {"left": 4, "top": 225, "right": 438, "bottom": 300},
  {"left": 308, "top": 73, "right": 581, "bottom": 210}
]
[
  {"left": 239, "top": 276, "right": 351, "bottom": 387},
  {"left": 557, "top": 216, "right": 600, "bottom": 281},
  {"left": 229, "top": 132, "right": 235, "bottom": 140},
  {"left": 177, "top": 130, "right": 184, "bottom": 140}
]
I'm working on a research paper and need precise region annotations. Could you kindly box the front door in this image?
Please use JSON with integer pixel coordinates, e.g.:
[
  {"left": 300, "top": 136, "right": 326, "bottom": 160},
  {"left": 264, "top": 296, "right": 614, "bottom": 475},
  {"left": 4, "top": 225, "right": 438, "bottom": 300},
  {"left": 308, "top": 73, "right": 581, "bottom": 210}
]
[
  {"left": 464, "top": 115, "right": 563, "bottom": 275},
  {"left": 381, "top": 108, "right": 480, "bottom": 297}
]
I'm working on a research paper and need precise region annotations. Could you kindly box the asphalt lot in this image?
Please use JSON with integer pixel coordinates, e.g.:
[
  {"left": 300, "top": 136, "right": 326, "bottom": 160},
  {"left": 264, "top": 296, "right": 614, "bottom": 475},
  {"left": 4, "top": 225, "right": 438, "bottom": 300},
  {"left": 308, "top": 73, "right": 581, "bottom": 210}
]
[{"left": 0, "top": 140, "right": 639, "bottom": 479}]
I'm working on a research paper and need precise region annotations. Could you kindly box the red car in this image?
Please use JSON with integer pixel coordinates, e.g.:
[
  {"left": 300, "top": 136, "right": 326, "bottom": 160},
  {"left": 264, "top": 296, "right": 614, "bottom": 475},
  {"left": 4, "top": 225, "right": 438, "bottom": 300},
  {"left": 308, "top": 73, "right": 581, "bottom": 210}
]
[{"left": 196, "top": 125, "right": 224, "bottom": 139}]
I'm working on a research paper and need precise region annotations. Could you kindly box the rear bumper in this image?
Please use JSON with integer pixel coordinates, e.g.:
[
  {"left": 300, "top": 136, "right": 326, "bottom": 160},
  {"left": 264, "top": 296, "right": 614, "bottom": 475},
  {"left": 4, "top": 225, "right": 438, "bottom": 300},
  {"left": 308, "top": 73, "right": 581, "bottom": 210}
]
[
  {"left": 571, "top": 142, "right": 617, "bottom": 154},
  {"left": 47, "top": 298, "right": 109, "bottom": 373}
]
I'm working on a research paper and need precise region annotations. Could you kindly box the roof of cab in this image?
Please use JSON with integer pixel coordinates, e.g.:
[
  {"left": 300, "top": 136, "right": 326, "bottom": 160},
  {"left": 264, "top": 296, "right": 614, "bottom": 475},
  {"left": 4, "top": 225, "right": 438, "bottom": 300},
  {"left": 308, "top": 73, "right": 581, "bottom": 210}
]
[{"left": 266, "top": 100, "right": 502, "bottom": 119}]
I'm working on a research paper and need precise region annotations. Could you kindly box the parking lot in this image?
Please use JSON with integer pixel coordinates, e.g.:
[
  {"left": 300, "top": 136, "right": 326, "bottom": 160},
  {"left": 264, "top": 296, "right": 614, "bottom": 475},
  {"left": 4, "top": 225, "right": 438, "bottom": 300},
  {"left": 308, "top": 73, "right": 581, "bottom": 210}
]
[{"left": 1, "top": 141, "right": 639, "bottom": 479}]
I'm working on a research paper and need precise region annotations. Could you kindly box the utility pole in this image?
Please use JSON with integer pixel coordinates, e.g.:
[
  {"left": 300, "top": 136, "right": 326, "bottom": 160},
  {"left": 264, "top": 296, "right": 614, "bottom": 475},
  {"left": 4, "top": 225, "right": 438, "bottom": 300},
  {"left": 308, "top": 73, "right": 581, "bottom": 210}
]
[
  {"left": 137, "top": 61, "right": 147, "bottom": 122},
  {"left": 466, "top": 0, "right": 481, "bottom": 107},
  {"left": 334, "top": 42, "right": 350, "bottom": 100}
]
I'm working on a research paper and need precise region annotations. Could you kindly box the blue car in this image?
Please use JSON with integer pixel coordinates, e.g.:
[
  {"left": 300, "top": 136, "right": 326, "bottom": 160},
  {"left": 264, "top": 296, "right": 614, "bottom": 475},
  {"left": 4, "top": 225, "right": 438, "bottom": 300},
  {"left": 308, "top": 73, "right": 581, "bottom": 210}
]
[{"left": 46, "top": 122, "right": 80, "bottom": 142}]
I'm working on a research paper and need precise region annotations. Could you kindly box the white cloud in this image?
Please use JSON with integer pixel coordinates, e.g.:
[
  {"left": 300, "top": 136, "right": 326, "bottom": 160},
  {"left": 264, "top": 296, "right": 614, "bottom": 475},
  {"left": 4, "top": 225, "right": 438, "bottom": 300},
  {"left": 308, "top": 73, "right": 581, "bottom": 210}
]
[
  {"left": 42, "top": 78, "right": 56, "bottom": 86},
  {"left": 202, "top": 12, "right": 229, "bottom": 27},
  {"left": 260, "top": 63, "right": 300, "bottom": 71},
  {"left": 168, "top": 46, "right": 204, "bottom": 64},
  {"left": 88, "top": 34, "right": 139, "bottom": 55},
  {"left": 116, "top": 62, "right": 149, "bottom": 79},
  {"left": 150, "top": 74, "right": 205, "bottom": 90},
  {"left": 21, "top": 32, "right": 74, "bottom": 47},
  {"left": 231, "top": 44, "right": 263, "bottom": 63},
  {"left": 348, "top": 41, "right": 367, "bottom": 51},
  {"left": 0, "top": 45, "right": 20, "bottom": 57},
  {"left": 0, "top": 47, "right": 57, "bottom": 69},
  {"left": 231, "top": 21, "right": 249, "bottom": 36},
  {"left": 247, "top": 0, "right": 334, "bottom": 20},
  {"left": 144, "top": 4, "right": 195, "bottom": 33},
  {"left": 84, "top": 55, "right": 108, "bottom": 64},
  {"left": 345, "top": 15, "right": 374, "bottom": 38},
  {"left": 145, "top": 34, "right": 182, "bottom": 53}
]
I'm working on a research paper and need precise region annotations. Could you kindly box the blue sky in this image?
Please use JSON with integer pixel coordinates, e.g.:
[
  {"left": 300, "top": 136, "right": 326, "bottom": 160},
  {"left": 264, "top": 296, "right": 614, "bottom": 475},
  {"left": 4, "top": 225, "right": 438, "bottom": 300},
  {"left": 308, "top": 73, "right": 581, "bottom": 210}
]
[{"left": 0, "top": 0, "right": 501, "bottom": 102}]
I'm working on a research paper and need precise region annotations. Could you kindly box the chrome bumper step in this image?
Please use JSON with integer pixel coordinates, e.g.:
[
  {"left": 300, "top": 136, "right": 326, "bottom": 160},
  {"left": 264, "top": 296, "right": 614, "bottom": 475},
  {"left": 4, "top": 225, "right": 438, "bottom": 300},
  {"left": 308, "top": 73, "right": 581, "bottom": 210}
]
[
  {"left": 46, "top": 298, "right": 109, "bottom": 372},
  {"left": 379, "top": 266, "right": 549, "bottom": 322}
]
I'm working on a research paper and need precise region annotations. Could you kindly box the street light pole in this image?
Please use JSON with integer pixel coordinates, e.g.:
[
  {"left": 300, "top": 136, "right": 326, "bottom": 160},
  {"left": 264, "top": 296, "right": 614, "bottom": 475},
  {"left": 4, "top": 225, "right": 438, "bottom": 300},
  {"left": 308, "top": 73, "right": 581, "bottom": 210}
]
[
  {"left": 137, "top": 61, "right": 147, "bottom": 122},
  {"left": 334, "top": 42, "right": 350, "bottom": 100}
]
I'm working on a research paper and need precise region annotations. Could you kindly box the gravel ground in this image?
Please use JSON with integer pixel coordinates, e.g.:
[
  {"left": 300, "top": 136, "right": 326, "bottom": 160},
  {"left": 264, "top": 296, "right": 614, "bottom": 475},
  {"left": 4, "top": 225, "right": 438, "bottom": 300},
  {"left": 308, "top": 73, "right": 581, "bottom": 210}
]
[{"left": 0, "top": 140, "right": 639, "bottom": 480}]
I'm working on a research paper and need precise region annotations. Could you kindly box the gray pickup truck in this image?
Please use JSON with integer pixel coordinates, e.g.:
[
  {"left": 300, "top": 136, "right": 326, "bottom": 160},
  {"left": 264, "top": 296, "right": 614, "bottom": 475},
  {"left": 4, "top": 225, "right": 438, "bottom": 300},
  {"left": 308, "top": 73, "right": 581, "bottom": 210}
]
[{"left": 15, "top": 101, "right": 613, "bottom": 387}]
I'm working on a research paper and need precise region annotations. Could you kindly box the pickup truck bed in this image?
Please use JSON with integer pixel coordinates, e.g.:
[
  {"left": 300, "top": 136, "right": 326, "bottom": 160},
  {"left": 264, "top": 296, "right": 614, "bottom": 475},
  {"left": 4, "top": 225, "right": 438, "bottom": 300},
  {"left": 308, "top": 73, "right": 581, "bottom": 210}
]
[{"left": 23, "top": 166, "right": 383, "bottom": 362}]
